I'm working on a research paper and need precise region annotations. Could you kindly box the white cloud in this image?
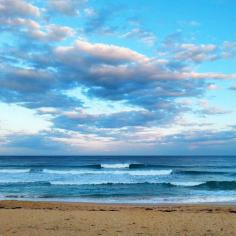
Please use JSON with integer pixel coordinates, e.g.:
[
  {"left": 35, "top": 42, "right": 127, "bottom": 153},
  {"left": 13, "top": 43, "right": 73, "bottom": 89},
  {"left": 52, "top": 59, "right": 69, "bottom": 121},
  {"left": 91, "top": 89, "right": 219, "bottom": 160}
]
[
  {"left": 84, "top": 8, "right": 95, "bottom": 17},
  {"left": 48, "top": 0, "right": 87, "bottom": 16},
  {"left": 0, "top": 0, "right": 40, "bottom": 17},
  {"left": 122, "top": 27, "right": 157, "bottom": 46},
  {"left": 197, "top": 100, "right": 231, "bottom": 115},
  {"left": 55, "top": 39, "right": 148, "bottom": 65},
  {"left": 30, "top": 24, "right": 75, "bottom": 42},
  {"left": 207, "top": 83, "right": 218, "bottom": 90}
]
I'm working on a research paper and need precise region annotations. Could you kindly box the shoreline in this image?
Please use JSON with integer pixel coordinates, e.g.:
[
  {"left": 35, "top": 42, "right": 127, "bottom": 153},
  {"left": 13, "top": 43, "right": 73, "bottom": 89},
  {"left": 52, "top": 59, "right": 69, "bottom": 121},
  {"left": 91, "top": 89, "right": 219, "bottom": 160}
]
[
  {"left": 1, "top": 199, "right": 236, "bottom": 211},
  {"left": 1, "top": 200, "right": 236, "bottom": 235},
  {"left": 2, "top": 199, "right": 236, "bottom": 207}
]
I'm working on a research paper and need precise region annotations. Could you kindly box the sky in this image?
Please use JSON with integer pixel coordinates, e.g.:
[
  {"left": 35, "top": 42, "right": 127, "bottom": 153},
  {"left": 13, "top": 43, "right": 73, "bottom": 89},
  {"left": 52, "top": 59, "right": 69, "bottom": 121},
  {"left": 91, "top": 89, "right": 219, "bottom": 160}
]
[{"left": 0, "top": 0, "right": 236, "bottom": 155}]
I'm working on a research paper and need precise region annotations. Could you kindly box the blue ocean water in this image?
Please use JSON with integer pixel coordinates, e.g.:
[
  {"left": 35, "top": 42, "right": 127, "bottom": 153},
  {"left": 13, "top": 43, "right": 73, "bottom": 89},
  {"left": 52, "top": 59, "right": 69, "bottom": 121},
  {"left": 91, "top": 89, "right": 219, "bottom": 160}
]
[{"left": 0, "top": 156, "right": 236, "bottom": 204}]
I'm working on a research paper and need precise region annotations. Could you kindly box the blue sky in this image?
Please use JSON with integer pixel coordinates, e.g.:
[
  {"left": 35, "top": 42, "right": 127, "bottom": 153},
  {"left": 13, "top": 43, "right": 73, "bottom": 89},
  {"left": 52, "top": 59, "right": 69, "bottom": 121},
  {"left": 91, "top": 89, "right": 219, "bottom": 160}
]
[{"left": 0, "top": 0, "right": 236, "bottom": 155}]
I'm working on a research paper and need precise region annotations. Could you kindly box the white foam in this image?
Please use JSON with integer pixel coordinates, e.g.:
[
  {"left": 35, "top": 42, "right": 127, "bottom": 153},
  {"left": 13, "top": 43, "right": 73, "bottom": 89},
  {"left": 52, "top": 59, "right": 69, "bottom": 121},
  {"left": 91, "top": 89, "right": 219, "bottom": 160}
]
[
  {"left": 43, "top": 169, "right": 118, "bottom": 175},
  {"left": 50, "top": 180, "right": 158, "bottom": 185},
  {"left": 99, "top": 170, "right": 172, "bottom": 176},
  {"left": 50, "top": 181, "right": 130, "bottom": 185},
  {"left": 45, "top": 169, "right": 120, "bottom": 175},
  {"left": 129, "top": 170, "right": 172, "bottom": 176},
  {"left": 0, "top": 169, "right": 30, "bottom": 173},
  {"left": 170, "top": 181, "right": 205, "bottom": 187},
  {"left": 77, "top": 195, "right": 236, "bottom": 204},
  {"left": 50, "top": 179, "right": 170, "bottom": 186},
  {"left": 101, "top": 163, "right": 130, "bottom": 169},
  {"left": 43, "top": 169, "right": 172, "bottom": 176},
  {"left": 0, "top": 180, "right": 38, "bottom": 184},
  {"left": 1, "top": 195, "right": 235, "bottom": 204},
  {"left": 43, "top": 169, "right": 84, "bottom": 175},
  {"left": 169, "top": 196, "right": 236, "bottom": 204}
]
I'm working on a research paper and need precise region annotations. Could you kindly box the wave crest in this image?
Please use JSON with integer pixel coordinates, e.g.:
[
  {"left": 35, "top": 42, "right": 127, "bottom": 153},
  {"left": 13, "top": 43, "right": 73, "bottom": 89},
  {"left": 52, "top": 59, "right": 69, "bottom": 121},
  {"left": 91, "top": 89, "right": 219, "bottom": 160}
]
[
  {"left": 0, "top": 169, "right": 30, "bottom": 173},
  {"left": 101, "top": 163, "right": 130, "bottom": 169},
  {"left": 42, "top": 168, "right": 172, "bottom": 176}
]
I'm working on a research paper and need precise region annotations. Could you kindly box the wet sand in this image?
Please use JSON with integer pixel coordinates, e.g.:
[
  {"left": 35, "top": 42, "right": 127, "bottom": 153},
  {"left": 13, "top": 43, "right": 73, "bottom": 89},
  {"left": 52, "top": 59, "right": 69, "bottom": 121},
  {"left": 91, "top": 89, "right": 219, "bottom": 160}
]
[{"left": 0, "top": 200, "right": 236, "bottom": 235}]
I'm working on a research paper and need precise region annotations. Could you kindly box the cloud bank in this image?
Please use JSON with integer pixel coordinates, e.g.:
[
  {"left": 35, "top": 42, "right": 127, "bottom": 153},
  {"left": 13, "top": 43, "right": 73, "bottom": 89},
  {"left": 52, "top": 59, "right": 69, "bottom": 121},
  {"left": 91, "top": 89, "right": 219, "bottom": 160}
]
[{"left": 0, "top": 0, "right": 235, "bottom": 154}]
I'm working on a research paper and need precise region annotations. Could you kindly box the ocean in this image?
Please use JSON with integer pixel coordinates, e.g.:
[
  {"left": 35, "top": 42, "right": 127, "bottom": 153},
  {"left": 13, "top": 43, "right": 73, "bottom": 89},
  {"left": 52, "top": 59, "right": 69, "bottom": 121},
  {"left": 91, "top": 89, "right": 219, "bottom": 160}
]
[{"left": 0, "top": 155, "right": 236, "bottom": 204}]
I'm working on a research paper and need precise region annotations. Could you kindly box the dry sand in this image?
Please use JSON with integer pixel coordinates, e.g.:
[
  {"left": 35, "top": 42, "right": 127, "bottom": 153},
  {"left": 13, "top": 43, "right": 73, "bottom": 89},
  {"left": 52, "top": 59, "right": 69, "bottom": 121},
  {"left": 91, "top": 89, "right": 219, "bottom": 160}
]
[{"left": 0, "top": 201, "right": 236, "bottom": 236}]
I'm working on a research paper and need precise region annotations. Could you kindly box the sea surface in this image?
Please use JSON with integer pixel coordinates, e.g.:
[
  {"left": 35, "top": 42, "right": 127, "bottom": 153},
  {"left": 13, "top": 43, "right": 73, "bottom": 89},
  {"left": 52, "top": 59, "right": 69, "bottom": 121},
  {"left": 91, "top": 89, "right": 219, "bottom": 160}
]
[{"left": 0, "top": 156, "right": 236, "bottom": 204}]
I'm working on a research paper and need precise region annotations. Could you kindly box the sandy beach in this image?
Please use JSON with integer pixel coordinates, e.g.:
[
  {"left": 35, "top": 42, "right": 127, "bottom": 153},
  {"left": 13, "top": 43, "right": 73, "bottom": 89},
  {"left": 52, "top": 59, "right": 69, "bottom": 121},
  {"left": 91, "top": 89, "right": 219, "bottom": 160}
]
[{"left": 0, "top": 201, "right": 236, "bottom": 235}]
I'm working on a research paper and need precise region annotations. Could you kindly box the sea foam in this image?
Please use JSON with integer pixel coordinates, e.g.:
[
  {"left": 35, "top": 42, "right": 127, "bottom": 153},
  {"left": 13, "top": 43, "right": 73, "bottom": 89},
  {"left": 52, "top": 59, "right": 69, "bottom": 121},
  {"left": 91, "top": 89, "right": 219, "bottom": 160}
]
[
  {"left": 42, "top": 168, "right": 172, "bottom": 176},
  {"left": 170, "top": 181, "right": 205, "bottom": 187},
  {"left": 0, "top": 169, "right": 30, "bottom": 173},
  {"left": 101, "top": 163, "right": 130, "bottom": 169}
]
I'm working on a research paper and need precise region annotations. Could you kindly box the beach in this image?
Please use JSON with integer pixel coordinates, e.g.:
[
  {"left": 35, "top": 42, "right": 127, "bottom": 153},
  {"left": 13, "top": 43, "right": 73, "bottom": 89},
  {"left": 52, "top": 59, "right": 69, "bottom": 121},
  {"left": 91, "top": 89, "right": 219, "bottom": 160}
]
[
  {"left": 1, "top": 156, "right": 236, "bottom": 235},
  {"left": 0, "top": 201, "right": 236, "bottom": 236}
]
